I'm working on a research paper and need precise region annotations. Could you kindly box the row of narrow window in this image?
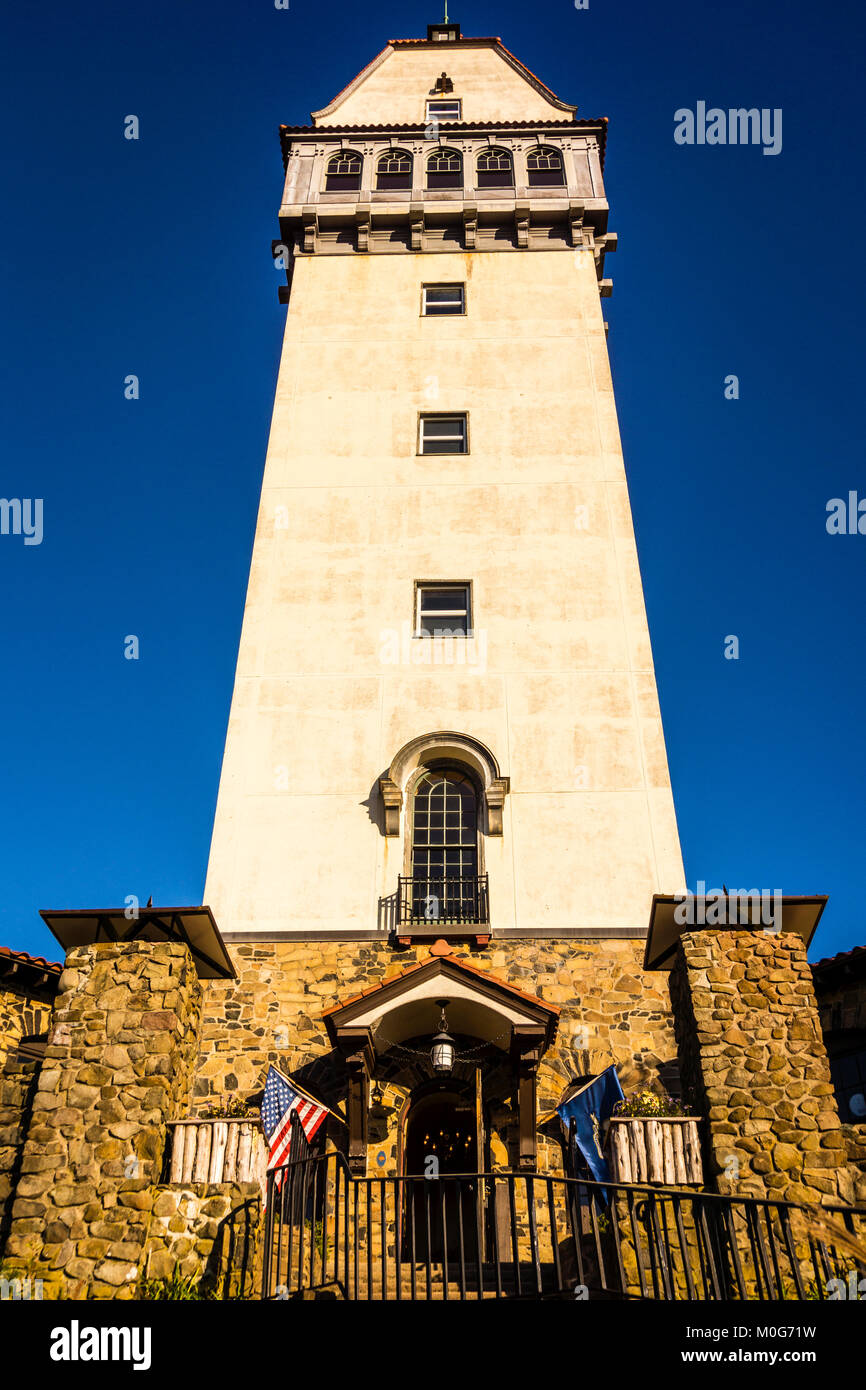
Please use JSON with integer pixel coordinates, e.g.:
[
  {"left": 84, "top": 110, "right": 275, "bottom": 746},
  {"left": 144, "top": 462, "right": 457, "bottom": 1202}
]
[{"left": 325, "top": 147, "right": 565, "bottom": 192}]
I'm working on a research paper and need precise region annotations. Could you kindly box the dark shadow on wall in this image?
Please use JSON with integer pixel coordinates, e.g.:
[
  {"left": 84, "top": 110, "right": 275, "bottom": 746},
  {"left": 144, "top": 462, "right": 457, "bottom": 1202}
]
[
  {"left": 0, "top": 1048, "right": 43, "bottom": 1259},
  {"left": 204, "top": 1195, "right": 262, "bottom": 1300},
  {"left": 360, "top": 775, "right": 387, "bottom": 834}
]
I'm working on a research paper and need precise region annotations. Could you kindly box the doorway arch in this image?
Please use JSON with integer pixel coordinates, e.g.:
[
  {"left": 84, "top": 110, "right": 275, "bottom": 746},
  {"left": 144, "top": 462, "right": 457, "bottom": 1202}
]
[{"left": 401, "top": 1081, "right": 480, "bottom": 1262}]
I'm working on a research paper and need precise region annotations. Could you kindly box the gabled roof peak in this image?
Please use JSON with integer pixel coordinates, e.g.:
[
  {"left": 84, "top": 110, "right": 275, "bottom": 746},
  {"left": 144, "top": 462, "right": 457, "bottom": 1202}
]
[{"left": 311, "top": 34, "right": 577, "bottom": 126}]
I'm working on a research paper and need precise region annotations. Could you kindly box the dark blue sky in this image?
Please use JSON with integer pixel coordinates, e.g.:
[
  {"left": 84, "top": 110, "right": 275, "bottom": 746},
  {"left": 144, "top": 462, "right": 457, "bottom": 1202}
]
[{"left": 1, "top": 0, "right": 863, "bottom": 963}]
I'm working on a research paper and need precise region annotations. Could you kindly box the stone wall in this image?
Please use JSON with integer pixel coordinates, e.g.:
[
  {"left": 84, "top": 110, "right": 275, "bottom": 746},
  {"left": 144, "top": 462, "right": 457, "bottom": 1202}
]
[
  {"left": 814, "top": 963, "right": 866, "bottom": 1036},
  {"left": 0, "top": 1054, "right": 41, "bottom": 1255},
  {"left": 192, "top": 936, "right": 680, "bottom": 1177},
  {"left": 2, "top": 941, "right": 202, "bottom": 1297},
  {"left": 143, "top": 1182, "right": 262, "bottom": 1299},
  {"left": 842, "top": 1124, "right": 866, "bottom": 1204},
  {"left": 0, "top": 981, "right": 56, "bottom": 1074},
  {"left": 671, "top": 930, "right": 854, "bottom": 1206},
  {"left": 4, "top": 923, "right": 863, "bottom": 1302}
]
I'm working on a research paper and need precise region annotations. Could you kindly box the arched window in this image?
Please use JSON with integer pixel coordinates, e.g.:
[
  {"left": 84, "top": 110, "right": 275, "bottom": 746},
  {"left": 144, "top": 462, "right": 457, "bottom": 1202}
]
[
  {"left": 411, "top": 768, "right": 479, "bottom": 921},
  {"left": 376, "top": 150, "right": 413, "bottom": 190},
  {"left": 426, "top": 148, "right": 463, "bottom": 190},
  {"left": 476, "top": 148, "right": 514, "bottom": 189},
  {"left": 527, "top": 146, "right": 565, "bottom": 187},
  {"left": 325, "top": 151, "right": 363, "bottom": 192}
]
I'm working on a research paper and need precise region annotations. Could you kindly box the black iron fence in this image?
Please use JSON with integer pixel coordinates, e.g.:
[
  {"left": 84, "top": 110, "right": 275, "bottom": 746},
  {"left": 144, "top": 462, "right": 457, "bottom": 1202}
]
[
  {"left": 261, "top": 1150, "right": 866, "bottom": 1301},
  {"left": 397, "top": 874, "right": 489, "bottom": 926}
]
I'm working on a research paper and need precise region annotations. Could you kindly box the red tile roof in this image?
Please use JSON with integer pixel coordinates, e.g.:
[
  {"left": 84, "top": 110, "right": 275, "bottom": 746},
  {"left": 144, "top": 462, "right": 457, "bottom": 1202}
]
[
  {"left": 0, "top": 945, "right": 62, "bottom": 974},
  {"left": 812, "top": 944, "right": 866, "bottom": 973},
  {"left": 321, "top": 945, "right": 559, "bottom": 1019},
  {"left": 389, "top": 36, "right": 504, "bottom": 42},
  {"left": 278, "top": 118, "right": 608, "bottom": 170}
]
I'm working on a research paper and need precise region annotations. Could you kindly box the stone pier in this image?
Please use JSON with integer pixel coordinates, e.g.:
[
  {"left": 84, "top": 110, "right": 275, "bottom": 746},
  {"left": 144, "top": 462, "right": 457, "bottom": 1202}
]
[
  {"left": 3, "top": 940, "right": 202, "bottom": 1297},
  {"left": 671, "top": 929, "right": 853, "bottom": 1206}
]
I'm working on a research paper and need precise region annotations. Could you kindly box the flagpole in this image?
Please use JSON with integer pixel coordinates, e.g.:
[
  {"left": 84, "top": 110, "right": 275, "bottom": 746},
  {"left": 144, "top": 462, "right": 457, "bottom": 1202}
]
[{"left": 270, "top": 1063, "right": 347, "bottom": 1124}]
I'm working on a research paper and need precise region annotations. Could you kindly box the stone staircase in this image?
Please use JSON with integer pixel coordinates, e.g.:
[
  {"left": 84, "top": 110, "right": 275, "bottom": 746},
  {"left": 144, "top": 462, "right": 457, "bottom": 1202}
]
[{"left": 290, "top": 1260, "right": 569, "bottom": 1301}]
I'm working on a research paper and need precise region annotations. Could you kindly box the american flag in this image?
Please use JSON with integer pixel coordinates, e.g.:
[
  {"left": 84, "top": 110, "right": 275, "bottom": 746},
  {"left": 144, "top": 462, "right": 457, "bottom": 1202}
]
[{"left": 261, "top": 1066, "right": 328, "bottom": 1181}]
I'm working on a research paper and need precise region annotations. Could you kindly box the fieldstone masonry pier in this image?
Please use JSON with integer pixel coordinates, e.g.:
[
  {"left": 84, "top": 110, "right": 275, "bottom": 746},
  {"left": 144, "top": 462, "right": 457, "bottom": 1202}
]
[
  {"left": 4, "top": 941, "right": 202, "bottom": 1297},
  {"left": 671, "top": 929, "right": 854, "bottom": 1206}
]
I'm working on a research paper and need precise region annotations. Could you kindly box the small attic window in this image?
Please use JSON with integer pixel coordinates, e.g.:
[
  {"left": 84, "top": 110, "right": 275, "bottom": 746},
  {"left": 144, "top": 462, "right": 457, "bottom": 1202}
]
[{"left": 427, "top": 98, "right": 461, "bottom": 122}]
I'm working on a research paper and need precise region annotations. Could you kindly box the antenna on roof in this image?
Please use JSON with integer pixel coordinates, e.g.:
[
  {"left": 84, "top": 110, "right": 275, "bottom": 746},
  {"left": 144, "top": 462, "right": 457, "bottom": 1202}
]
[{"left": 443, "top": 2, "right": 449, "bottom": 21}]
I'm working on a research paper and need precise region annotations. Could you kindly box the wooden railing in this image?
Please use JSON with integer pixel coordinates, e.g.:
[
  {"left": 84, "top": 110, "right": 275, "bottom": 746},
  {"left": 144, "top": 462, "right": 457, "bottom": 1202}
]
[
  {"left": 166, "top": 1118, "right": 267, "bottom": 1186},
  {"left": 607, "top": 1117, "right": 703, "bottom": 1186}
]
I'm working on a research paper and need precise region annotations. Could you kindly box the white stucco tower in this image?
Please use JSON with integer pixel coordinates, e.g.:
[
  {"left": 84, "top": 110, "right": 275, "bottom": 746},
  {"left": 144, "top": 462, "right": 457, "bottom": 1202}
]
[{"left": 204, "top": 22, "right": 685, "bottom": 946}]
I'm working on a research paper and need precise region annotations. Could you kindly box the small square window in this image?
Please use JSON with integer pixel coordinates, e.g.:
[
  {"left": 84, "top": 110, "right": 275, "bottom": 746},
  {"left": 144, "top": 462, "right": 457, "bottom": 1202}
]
[
  {"left": 419, "top": 414, "right": 467, "bottom": 454},
  {"left": 422, "top": 284, "right": 465, "bottom": 316},
  {"left": 426, "top": 98, "right": 462, "bottom": 122},
  {"left": 416, "top": 584, "right": 472, "bottom": 638}
]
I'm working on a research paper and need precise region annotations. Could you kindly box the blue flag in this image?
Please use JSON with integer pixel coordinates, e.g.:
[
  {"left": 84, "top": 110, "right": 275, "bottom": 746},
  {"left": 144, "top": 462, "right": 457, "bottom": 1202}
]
[{"left": 557, "top": 1065, "right": 624, "bottom": 1183}]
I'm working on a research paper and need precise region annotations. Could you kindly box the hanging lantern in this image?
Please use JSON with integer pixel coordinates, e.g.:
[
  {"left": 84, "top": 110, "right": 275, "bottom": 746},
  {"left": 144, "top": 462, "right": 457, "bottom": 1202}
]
[
  {"left": 431, "top": 1000, "right": 456, "bottom": 1074},
  {"left": 370, "top": 1081, "right": 386, "bottom": 1116}
]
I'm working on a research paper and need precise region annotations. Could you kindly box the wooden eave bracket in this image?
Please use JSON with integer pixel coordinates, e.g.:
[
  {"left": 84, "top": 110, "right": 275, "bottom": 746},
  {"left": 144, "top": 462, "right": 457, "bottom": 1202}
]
[
  {"left": 334, "top": 1026, "right": 376, "bottom": 1074},
  {"left": 509, "top": 1024, "right": 546, "bottom": 1065}
]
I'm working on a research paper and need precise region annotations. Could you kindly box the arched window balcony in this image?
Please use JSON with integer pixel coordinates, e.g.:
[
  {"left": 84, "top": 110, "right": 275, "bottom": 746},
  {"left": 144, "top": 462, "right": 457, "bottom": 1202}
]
[
  {"left": 376, "top": 150, "right": 413, "bottom": 190},
  {"left": 476, "top": 148, "right": 514, "bottom": 189},
  {"left": 407, "top": 767, "right": 481, "bottom": 924},
  {"left": 526, "top": 146, "right": 566, "bottom": 187},
  {"left": 426, "top": 148, "right": 463, "bottom": 190},
  {"left": 379, "top": 731, "right": 509, "bottom": 937},
  {"left": 325, "top": 151, "right": 363, "bottom": 192}
]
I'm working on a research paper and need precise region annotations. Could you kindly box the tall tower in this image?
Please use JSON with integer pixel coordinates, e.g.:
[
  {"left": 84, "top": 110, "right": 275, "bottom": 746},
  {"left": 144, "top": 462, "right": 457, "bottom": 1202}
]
[
  {"left": 3, "top": 27, "right": 857, "bottom": 1309},
  {"left": 200, "top": 23, "right": 686, "bottom": 1171},
  {"left": 206, "top": 24, "right": 683, "bottom": 939}
]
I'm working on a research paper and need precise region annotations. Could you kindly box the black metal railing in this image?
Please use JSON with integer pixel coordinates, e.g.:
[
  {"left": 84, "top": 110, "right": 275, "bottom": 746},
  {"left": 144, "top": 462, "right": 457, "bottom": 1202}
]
[
  {"left": 397, "top": 875, "right": 489, "bottom": 927},
  {"left": 261, "top": 1150, "right": 866, "bottom": 1302}
]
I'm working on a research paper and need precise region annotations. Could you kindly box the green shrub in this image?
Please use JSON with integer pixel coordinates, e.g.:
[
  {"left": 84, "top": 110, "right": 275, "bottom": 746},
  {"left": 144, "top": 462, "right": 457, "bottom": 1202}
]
[
  {"left": 197, "top": 1097, "right": 256, "bottom": 1120},
  {"left": 613, "top": 1089, "right": 694, "bottom": 1118},
  {"left": 137, "top": 1268, "right": 215, "bottom": 1301}
]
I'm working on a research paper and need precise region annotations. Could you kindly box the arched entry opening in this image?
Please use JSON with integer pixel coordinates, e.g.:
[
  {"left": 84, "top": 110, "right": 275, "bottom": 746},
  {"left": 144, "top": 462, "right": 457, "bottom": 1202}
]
[{"left": 402, "top": 1082, "right": 479, "bottom": 1262}]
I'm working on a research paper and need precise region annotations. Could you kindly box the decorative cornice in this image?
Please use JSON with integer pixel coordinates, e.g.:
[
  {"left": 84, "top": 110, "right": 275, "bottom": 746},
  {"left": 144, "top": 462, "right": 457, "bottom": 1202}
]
[
  {"left": 280, "top": 119, "right": 608, "bottom": 172},
  {"left": 276, "top": 198, "right": 612, "bottom": 287}
]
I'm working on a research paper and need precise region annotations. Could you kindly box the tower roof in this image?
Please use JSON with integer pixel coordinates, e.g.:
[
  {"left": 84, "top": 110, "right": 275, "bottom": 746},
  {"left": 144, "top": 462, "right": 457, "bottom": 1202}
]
[{"left": 310, "top": 33, "right": 579, "bottom": 127}]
